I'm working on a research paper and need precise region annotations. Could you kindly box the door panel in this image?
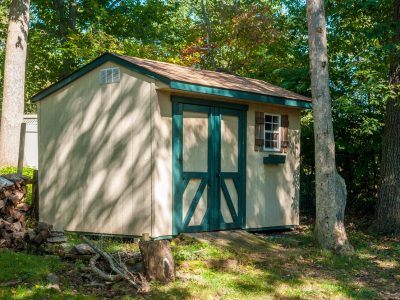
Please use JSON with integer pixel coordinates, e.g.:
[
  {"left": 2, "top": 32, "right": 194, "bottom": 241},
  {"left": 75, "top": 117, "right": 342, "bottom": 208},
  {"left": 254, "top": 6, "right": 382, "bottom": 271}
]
[
  {"left": 173, "top": 100, "right": 246, "bottom": 234},
  {"left": 220, "top": 115, "right": 239, "bottom": 172},
  {"left": 182, "top": 111, "right": 209, "bottom": 172},
  {"left": 218, "top": 109, "right": 244, "bottom": 230}
]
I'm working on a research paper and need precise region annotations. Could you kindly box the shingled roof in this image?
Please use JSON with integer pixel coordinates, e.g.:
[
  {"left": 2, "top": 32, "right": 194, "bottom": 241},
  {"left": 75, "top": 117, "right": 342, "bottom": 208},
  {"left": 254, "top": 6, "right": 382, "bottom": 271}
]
[
  {"left": 116, "top": 54, "right": 311, "bottom": 103},
  {"left": 32, "top": 52, "right": 312, "bottom": 108}
]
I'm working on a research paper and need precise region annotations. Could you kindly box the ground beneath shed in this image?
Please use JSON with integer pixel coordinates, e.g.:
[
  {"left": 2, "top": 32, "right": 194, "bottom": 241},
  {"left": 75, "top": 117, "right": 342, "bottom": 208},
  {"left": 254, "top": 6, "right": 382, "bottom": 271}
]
[
  {"left": 0, "top": 226, "right": 399, "bottom": 299},
  {"left": 184, "top": 229, "right": 280, "bottom": 252}
]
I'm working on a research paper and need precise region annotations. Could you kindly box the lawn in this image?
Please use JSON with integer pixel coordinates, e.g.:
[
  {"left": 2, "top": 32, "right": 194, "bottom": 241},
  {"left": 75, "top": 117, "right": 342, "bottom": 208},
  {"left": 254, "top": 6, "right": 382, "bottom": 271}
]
[{"left": 0, "top": 225, "right": 398, "bottom": 299}]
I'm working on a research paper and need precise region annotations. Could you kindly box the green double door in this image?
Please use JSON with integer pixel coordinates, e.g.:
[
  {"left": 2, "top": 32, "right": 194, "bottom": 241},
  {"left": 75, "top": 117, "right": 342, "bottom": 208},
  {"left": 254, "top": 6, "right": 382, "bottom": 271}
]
[{"left": 173, "top": 97, "right": 246, "bottom": 234}]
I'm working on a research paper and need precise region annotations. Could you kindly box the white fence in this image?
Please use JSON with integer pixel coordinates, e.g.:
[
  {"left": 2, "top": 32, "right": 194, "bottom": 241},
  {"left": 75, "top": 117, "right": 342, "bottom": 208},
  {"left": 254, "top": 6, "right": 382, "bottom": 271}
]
[{"left": 23, "top": 115, "right": 38, "bottom": 168}]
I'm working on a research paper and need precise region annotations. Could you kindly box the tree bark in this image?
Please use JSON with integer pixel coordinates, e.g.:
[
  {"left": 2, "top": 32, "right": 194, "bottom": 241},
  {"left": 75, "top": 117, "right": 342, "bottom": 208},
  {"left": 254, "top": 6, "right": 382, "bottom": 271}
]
[
  {"left": 53, "top": 0, "right": 77, "bottom": 76},
  {"left": 200, "top": 0, "right": 216, "bottom": 69},
  {"left": 0, "top": 0, "right": 30, "bottom": 166},
  {"left": 139, "top": 240, "right": 175, "bottom": 283},
  {"left": 374, "top": 0, "right": 400, "bottom": 234},
  {"left": 306, "top": 0, "right": 353, "bottom": 254}
]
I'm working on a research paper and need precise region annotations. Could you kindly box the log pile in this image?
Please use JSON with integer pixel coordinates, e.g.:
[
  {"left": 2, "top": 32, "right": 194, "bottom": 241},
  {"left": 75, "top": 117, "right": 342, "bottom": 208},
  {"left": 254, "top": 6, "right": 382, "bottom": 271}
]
[
  {"left": 0, "top": 173, "right": 54, "bottom": 249},
  {"left": 0, "top": 174, "right": 31, "bottom": 249}
]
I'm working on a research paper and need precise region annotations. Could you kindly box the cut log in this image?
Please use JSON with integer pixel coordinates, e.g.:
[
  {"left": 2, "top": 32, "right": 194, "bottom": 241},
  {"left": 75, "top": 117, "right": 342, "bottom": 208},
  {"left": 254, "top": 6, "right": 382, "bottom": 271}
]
[
  {"left": 0, "top": 177, "right": 14, "bottom": 189},
  {"left": 139, "top": 240, "right": 175, "bottom": 283},
  {"left": 46, "top": 236, "right": 67, "bottom": 243}
]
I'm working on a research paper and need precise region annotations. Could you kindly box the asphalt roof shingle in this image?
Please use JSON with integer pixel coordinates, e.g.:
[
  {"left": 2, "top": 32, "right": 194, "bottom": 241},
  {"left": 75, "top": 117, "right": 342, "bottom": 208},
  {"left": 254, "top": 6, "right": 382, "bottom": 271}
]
[{"left": 116, "top": 54, "right": 311, "bottom": 103}]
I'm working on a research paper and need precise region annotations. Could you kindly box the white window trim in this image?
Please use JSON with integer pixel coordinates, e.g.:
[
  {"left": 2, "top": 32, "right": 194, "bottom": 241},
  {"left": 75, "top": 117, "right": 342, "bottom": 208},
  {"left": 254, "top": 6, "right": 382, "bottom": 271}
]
[{"left": 263, "top": 113, "right": 281, "bottom": 152}]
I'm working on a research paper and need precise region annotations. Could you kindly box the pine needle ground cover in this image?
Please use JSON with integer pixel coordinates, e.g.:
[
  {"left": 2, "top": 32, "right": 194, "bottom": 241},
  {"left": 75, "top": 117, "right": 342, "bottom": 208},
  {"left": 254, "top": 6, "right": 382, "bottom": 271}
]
[{"left": 0, "top": 226, "right": 398, "bottom": 299}]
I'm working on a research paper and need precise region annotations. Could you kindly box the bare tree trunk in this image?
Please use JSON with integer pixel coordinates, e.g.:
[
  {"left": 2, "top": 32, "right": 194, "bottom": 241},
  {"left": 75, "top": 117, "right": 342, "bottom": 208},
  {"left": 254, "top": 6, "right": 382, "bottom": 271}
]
[
  {"left": 67, "top": 0, "right": 77, "bottom": 30},
  {"left": 306, "top": 0, "right": 353, "bottom": 254},
  {"left": 0, "top": 0, "right": 30, "bottom": 166},
  {"left": 200, "top": 0, "right": 216, "bottom": 69},
  {"left": 374, "top": 0, "right": 400, "bottom": 234},
  {"left": 53, "top": 0, "right": 77, "bottom": 77}
]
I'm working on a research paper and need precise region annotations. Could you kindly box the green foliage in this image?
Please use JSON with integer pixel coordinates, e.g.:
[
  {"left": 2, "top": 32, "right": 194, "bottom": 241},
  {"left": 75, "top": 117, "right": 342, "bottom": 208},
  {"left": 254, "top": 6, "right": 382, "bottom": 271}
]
[
  {"left": 0, "top": 0, "right": 395, "bottom": 213},
  {"left": 0, "top": 249, "right": 64, "bottom": 282}
]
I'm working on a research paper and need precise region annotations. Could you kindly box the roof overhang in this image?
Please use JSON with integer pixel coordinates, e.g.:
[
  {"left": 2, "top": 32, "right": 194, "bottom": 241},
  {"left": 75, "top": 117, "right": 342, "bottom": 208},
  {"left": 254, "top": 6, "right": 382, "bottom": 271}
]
[{"left": 31, "top": 53, "right": 312, "bottom": 109}]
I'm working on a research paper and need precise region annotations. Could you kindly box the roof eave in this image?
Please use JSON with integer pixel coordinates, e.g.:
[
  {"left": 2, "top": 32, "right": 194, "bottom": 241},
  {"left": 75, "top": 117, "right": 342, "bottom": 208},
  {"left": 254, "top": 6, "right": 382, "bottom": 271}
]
[
  {"left": 169, "top": 81, "right": 312, "bottom": 109},
  {"left": 31, "top": 52, "right": 312, "bottom": 109}
]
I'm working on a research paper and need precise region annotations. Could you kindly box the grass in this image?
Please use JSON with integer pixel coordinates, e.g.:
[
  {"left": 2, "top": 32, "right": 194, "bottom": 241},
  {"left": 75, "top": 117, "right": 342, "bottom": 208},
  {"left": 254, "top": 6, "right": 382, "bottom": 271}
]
[
  {"left": 0, "top": 249, "right": 75, "bottom": 299},
  {"left": 0, "top": 226, "right": 398, "bottom": 299}
]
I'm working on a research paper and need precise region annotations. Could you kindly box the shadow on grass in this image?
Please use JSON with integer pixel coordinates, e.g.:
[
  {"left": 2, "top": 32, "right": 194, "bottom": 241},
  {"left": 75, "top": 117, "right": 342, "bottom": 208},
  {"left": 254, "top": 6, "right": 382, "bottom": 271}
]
[
  {"left": 176, "top": 229, "right": 399, "bottom": 299},
  {"left": 147, "top": 286, "right": 193, "bottom": 300}
]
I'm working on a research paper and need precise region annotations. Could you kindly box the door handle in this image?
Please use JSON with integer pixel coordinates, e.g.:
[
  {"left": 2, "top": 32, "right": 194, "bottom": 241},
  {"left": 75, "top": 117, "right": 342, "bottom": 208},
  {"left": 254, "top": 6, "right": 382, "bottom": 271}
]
[{"left": 216, "top": 173, "right": 221, "bottom": 178}]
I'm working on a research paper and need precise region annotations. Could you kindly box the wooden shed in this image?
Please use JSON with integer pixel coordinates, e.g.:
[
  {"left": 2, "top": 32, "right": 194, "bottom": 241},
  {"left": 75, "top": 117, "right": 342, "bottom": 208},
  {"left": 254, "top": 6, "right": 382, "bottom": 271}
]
[{"left": 32, "top": 53, "right": 312, "bottom": 239}]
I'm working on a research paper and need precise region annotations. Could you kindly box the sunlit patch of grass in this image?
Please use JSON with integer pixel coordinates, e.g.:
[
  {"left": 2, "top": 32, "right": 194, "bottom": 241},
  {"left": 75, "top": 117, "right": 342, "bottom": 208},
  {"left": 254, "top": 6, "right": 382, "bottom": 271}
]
[
  {"left": 172, "top": 235, "right": 234, "bottom": 262},
  {"left": 0, "top": 249, "right": 65, "bottom": 282},
  {"left": 0, "top": 249, "right": 88, "bottom": 299},
  {"left": 154, "top": 262, "right": 278, "bottom": 299},
  {"left": 0, "top": 285, "right": 96, "bottom": 299},
  {"left": 102, "top": 238, "right": 139, "bottom": 253}
]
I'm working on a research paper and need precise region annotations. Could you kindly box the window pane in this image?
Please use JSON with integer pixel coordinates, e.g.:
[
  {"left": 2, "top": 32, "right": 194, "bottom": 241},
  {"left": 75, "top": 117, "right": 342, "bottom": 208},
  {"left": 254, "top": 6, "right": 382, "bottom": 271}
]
[
  {"left": 265, "top": 141, "right": 271, "bottom": 148},
  {"left": 273, "top": 141, "right": 278, "bottom": 148},
  {"left": 273, "top": 133, "right": 279, "bottom": 140},
  {"left": 273, "top": 116, "right": 279, "bottom": 123},
  {"left": 265, "top": 123, "right": 272, "bottom": 131},
  {"left": 273, "top": 123, "right": 279, "bottom": 131},
  {"left": 265, "top": 115, "right": 272, "bottom": 123},
  {"left": 265, "top": 132, "right": 272, "bottom": 141}
]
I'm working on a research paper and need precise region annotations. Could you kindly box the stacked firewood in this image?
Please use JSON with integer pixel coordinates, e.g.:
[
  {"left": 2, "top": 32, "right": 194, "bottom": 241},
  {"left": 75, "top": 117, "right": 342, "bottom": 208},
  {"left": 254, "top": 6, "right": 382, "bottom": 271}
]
[
  {"left": 0, "top": 174, "right": 31, "bottom": 249},
  {"left": 0, "top": 173, "right": 57, "bottom": 249}
]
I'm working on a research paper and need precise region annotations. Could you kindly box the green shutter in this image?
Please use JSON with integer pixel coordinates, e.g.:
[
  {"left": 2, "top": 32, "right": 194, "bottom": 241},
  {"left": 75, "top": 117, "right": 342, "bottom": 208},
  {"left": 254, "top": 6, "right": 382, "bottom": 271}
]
[
  {"left": 255, "top": 111, "right": 264, "bottom": 151},
  {"left": 280, "top": 115, "right": 289, "bottom": 153}
]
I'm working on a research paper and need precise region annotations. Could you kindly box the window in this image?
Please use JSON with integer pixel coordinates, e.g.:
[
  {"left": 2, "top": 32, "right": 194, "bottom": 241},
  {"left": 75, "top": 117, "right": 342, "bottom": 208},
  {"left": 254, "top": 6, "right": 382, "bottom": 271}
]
[
  {"left": 99, "top": 67, "right": 120, "bottom": 84},
  {"left": 264, "top": 113, "right": 280, "bottom": 151}
]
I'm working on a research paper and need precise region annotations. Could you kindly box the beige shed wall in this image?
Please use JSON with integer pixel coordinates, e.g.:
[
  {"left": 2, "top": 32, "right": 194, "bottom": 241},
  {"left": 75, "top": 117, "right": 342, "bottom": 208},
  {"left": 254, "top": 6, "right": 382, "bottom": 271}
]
[
  {"left": 38, "top": 62, "right": 154, "bottom": 236},
  {"left": 151, "top": 92, "right": 301, "bottom": 236},
  {"left": 246, "top": 104, "right": 300, "bottom": 229},
  {"left": 151, "top": 92, "right": 173, "bottom": 237}
]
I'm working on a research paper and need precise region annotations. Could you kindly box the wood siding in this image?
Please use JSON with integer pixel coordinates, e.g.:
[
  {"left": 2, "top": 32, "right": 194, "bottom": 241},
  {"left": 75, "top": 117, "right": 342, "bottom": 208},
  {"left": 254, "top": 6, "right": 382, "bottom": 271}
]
[{"left": 38, "top": 62, "right": 153, "bottom": 236}]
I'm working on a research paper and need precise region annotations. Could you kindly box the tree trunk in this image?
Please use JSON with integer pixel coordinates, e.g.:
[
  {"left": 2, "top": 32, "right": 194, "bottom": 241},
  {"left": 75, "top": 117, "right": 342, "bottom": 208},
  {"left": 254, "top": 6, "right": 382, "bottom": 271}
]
[
  {"left": 306, "top": 0, "right": 353, "bottom": 254},
  {"left": 200, "top": 0, "right": 216, "bottom": 69},
  {"left": 0, "top": 0, "right": 30, "bottom": 166},
  {"left": 139, "top": 240, "right": 175, "bottom": 283},
  {"left": 374, "top": 0, "right": 400, "bottom": 234},
  {"left": 53, "top": 0, "right": 77, "bottom": 77}
]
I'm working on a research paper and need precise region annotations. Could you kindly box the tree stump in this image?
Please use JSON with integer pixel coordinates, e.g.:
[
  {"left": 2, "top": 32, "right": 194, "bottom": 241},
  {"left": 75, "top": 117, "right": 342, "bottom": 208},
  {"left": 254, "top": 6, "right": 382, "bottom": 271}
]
[{"left": 139, "top": 239, "right": 175, "bottom": 283}]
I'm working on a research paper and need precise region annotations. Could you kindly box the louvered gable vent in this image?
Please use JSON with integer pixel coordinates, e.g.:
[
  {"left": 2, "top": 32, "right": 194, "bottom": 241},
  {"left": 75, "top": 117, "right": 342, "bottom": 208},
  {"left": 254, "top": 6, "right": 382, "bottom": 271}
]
[{"left": 100, "top": 67, "right": 120, "bottom": 84}]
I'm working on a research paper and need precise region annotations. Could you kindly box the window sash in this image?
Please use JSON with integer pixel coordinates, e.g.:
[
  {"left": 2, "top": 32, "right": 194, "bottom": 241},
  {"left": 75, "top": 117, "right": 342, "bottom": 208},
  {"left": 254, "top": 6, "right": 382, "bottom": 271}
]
[{"left": 264, "top": 113, "right": 281, "bottom": 151}]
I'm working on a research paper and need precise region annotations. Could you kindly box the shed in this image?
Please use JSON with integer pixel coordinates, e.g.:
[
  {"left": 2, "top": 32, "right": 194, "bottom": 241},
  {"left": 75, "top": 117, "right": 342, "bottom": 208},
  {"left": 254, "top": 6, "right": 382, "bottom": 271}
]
[{"left": 32, "top": 53, "right": 312, "bottom": 238}]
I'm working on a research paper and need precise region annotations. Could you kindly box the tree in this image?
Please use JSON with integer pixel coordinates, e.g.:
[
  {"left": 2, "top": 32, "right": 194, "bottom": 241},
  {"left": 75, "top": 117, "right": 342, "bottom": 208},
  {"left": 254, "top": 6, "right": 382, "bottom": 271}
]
[
  {"left": 374, "top": 0, "right": 400, "bottom": 234},
  {"left": 306, "top": 0, "right": 353, "bottom": 253},
  {"left": 200, "top": 0, "right": 216, "bottom": 69},
  {"left": 0, "top": 0, "right": 30, "bottom": 166}
]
